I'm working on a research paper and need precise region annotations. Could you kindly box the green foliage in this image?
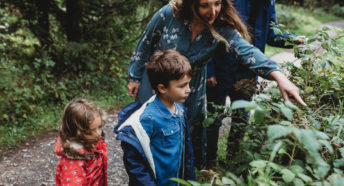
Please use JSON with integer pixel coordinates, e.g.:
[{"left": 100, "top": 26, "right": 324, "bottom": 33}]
[
  {"left": 275, "top": 4, "right": 340, "bottom": 36},
  {"left": 193, "top": 26, "right": 344, "bottom": 185},
  {"left": 278, "top": 0, "right": 344, "bottom": 12},
  {"left": 266, "top": 3, "right": 340, "bottom": 57},
  {"left": 0, "top": 0, "right": 165, "bottom": 151},
  {"left": 331, "top": 4, "right": 344, "bottom": 17}
]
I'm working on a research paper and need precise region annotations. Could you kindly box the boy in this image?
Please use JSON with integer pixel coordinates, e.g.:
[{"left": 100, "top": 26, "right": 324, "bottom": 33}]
[{"left": 115, "top": 50, "right": 195, "bottom": 185}]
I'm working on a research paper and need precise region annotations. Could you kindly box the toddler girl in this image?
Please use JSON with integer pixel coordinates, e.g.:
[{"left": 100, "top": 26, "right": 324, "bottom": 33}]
[{"left": 55, "top": 98, "right": 107, "bottom": 186}]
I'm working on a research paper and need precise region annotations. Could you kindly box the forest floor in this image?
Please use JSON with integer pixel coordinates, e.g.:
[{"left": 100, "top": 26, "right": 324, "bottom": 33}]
[{"left": 0, "top": 20, "right": 343, "bottom": 186}]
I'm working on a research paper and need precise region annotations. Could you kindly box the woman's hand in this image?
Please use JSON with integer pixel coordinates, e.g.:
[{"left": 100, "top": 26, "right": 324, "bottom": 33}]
[
  {"left": 269, "top": 71, "right": 307, "bottom": 107},
  {"left": 293, "top": 35, "right": 306, "bottom": 45},
  {"left": 128, "top": 81, "right": 140, "bottom": 98},
  {"left": 207, "top": 77, "right": 217, "bottom": 87}
]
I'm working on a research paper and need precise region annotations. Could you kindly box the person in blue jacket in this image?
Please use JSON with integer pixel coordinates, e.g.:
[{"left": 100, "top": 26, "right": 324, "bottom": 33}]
[
  {"left": 205, "top": 0, "right": 305, "bottom": 168},
  {"left": 116, "top": 50, "right": 195, "bottom": 185}
]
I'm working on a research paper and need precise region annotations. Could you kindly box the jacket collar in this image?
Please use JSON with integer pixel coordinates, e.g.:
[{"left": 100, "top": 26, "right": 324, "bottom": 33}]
[{"left": 153, "top": 96, "right": 182, "bottom": 120}]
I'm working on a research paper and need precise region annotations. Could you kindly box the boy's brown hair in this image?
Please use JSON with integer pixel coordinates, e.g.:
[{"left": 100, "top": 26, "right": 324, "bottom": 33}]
[
  {"left": 59, "top": 98, "right": 105, "bottom": 160},
  {"left": 145, "top": 50, "right": 192, "bottom": 93}
]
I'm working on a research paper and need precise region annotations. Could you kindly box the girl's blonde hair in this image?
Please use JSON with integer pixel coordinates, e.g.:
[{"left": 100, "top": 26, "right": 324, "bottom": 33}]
[
  {"left": 171, "top": 0, "right": 250, "bottom": 50},
  {"left": 59, "top": 98, "right": 104, "bottom": 159}
]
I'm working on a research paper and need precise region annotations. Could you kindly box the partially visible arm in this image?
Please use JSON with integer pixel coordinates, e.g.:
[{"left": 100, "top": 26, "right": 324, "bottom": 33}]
[
  {"left": 269, "top": 71, "right": 307, "bottom": 107},
  {"left": 266, "top": 2, "right": 297, "bottom": 48},
  {"left": 206, "top": 59, "right": 217, "bottom": 87},
  {"left": 225, "top": 29, "right": 281, "bottom": 79},
  {"left": 121, "top": 142, "right": 157, "bottom": 186},
  {"left": 128, "top": 5, "right": 170, "bottom": 97},
  {"left": 223, "top": 29, "right": 307, "bottom": 106}
]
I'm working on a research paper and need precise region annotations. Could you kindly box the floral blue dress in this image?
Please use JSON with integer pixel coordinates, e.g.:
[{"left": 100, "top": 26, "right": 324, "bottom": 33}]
[{"left": 128, "top": 3, "right": 280, "bottom": 165}]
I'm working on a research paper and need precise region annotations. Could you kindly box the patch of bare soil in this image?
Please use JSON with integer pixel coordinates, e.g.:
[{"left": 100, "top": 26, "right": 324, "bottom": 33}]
[{"left": 0, "top": 113, "right": 129, "bottom": 186}]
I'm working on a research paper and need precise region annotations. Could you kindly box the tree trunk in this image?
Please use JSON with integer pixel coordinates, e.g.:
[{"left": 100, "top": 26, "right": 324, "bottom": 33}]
[
  {"left": 36, "top": 0, "right": 51, "bottom": 45},
  {"left": 66, "top": 0, "right": 81, "bottom": 42}
]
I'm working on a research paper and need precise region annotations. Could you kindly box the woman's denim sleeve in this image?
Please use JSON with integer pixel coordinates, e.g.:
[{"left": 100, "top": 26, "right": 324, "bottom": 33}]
[
  {"left": 128, "top": 5, "right": 170, "bottom": 80},
  {"left": 225, "top": 29, "right": 281, "bottom": 79}
]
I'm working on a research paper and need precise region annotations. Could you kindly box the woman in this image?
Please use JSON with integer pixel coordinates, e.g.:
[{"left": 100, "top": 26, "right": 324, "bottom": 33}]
[
  {"left": 127, "top": 0, "right": 306, "bottom": 168},
  {"left": 205, "top": 0, "right": 305, "bottom": 168}
]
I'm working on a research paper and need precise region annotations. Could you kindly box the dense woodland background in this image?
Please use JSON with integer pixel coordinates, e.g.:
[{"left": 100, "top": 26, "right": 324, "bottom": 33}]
[{"left": 1, "top": 0, "right": 344, "bottom": 185}]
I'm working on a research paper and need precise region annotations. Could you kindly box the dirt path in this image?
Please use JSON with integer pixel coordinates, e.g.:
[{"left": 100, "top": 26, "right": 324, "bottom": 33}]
[{"left": 0, "top": 113, "right": 129, "bottom": 186}]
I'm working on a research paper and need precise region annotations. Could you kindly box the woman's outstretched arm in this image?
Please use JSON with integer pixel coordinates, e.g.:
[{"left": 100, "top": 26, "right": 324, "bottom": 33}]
[{"left": 269, "top": 71, "right": 307, "bottom": 107}]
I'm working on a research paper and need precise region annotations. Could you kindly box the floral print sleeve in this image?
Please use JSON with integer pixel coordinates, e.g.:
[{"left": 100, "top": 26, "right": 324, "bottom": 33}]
[
  {"left": 224, "top": 28, "right": 281, "bottom": 79},
  {"left": 128, "top": 5, "right": 171, "bottom": 80}
]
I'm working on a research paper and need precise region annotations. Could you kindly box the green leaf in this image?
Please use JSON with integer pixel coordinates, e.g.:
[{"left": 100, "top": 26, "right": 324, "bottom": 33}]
[
  {"left": 314, "top": 163, "right": 330, "bottom": 179},
  {"left": 319, "top": 140, "right": 333, "bottom": 153},
  {"left": 267, "top": 125, "right": 292, "bottom": 141},
  {"left": 279, "top": 120, "right": 292, "bottom": 126},
  {"left": 297, "top": 173, "right": 312, "bottom": 183},
  {"left": 268, "top": 162, "right": 283, "bottom": 172},
  {"left": 322, "top": 26, "right": 331, "bottom": 31},
  {"left": 202, "top": 117, "right": 214, "bottom": 128},
  {"left": 257, "top": 93, "right": 270, "bottom": 100},
  {"left": 222, "top": 177, "right": 235, "bottom": 185},
  {"left": 321, "top": 43, "right": 329, "bottom": 50},
  {"left": 314, "top": 131, "right": 329, "bottom": 140},
  {"left": 250, "top": 160, "right": 267, "bottom": 168},
  {"left": 231, "top": 100, "right": 257, "bottom": 110},
  {"left": 187, "top": 180, "right": 201, "bottom": 186},
  {"left": 285, "top": 101, "right": 300, "bottom": 111},
  {"left": 340, "top": 148, "right": 344, "bottom": 158},
  {"left": 270, "top": 141, "right": 282, "bottom": 161},
  {"left": 333, "top": 168, "right": 343, "bottom": 174},
  {"left": 170, "top": 178, "right": 192, "bottom": 186},
  {"left": 291, "top": 165, "right": 304, "bottom": 174},
  {"left": 312, "top": 181, "right": 330, "bottom": 186},
  {"left": 278, "top": 148, "right": 288, "bottom": 155},
  {"left": 215, "top": 179, "right": 223, "bottom": 185},
  {"left": 199, "top": 184, "right": 211, "bottom": 186},
  {"left": 253, "top": 107, "right": 265, "bottom": 124},
  {"left": 225, "top": 172, "right": 243, "bottom": 185},
  {"left": 281, "top": 169, "right": 296, "bottom": 183},
  {"left": 293, "top": 178, "right": 305, "bottom": 186},
  {"left": 280, "top": 106, "right": 293, "bottom": 120},
  {"left": 2, "top": 114, "right": 9, "bottom": 120},
  {"left": 328, "top": 173, "right": 344, "bottom": 186},
  {"left": 333, "top": 159, "right": 344, "bottom": 168}
]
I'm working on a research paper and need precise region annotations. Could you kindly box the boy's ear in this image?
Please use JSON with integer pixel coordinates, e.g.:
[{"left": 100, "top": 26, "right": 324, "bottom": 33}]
[{"left": 157, "top": 84, "right": 167, "bottom": 94}]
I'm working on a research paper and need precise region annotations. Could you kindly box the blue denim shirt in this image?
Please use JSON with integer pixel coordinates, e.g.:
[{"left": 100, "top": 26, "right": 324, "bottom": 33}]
[{"left": 140, "top": 96, "right": 185, "bottom": 186}]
